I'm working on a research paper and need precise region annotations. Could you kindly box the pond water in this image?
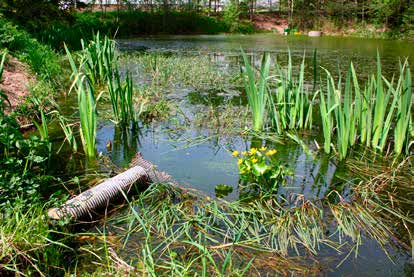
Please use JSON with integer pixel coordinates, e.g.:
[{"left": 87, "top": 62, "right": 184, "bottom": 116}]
[
  {"left": 118, "top": 34, "right": 414, "bottom": 78},
  {"left": 59, "top": 34, "right": 414, "bottom": 275}
]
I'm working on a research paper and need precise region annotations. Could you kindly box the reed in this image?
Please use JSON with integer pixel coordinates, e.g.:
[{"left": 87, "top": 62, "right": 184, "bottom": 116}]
[
  {"left": 81, "top": 32, "right": 116, "bottom": 85},
  {"left": 107, "top": 68, "right": 136, "bottom": 126},
  {"left": 74, "top": 181, "right": 402, "bottom": 275},
  {"left": 65, "top": 45, "right": 98, "bottom": 159},
  {"left": 393, "top": 61, "right": 412, "bottom": 155},
  {"left": 58, "top": 115, "right": 78, "bottom": 153},
  {"left": 241, "top": 49, "right": 270, "bottom": 132},
  {"left": 268, "top": 51, "right": 315, "bottom": 134},
  {"left": 77, "top": 75, "right": 98, "bottom": 159},
  {"left": 0, "top": 51, "right": 6, "bottom": 81},
  {"left": 319, "top": 56, "right": 413, "bottom": 159}
]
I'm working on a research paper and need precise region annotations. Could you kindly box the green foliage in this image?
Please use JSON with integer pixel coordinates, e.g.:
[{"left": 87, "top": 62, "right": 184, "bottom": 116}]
[
  {"left": 268, "top": 52, "right": 315, "bottom": 134},
  {"left": 0, "top": 115, "right": 50, "bottom": 206},
  {"left": 319, "top": 57, "right": 413, "bottom": 159},
  {"left": 233, "top": 147, "right": 291, "bottom": 193},
  {"left": 65, "top": 45, "right": 98, "bottom": 159},
  {"left": 107, "top": 68, "right": 136, "bottom": 126},
  {"left": 0, "top": 200, "right": 68, "bottom": 276},
  {"left": 223, "top": 0, "right": 240, "bottom": 32},
  {"left": 241, "top": 49, "right": 270, "bottom": 131},
  {"left": 0, "top": 15, "right": 62, "bottom": 87},
  {"left": 81, "top": 32, "right": 116, "bottom": 85}
]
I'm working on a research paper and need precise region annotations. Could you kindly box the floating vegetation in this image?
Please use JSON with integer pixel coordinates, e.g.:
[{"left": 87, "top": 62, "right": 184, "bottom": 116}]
[{"left": 72, "top": 178, "right": 409, "bottom": 275}]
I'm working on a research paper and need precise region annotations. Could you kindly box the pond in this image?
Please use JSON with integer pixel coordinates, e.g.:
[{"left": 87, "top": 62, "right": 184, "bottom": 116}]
[{"left": 57, "top": 34, "right": 413, "bottom": 276}]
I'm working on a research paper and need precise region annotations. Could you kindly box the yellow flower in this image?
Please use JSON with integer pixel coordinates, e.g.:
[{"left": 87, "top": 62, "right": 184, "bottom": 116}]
[
  {"left": 265, "top": 149, "right": 277, "bottom": 156},
  {"left": 251, "top": 158, "right": 258, "bottom": 163},
  {"left": 241, "top": 151, "right": 247, "bottom": 155},
  {"left": 232, "top": 151, "right": 239, "bottom": 157},
  {"left": 249, "top": 148, "right": 258, "bottom": 155},
  {"left": 259, "top": 146, "right": 267, "bottom": 151},
  {"left": 237, "top": 158, "right": 243, "bottom": 165}
]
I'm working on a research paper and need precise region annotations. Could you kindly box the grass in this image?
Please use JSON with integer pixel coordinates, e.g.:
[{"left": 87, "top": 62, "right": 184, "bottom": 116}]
[
  {"left": 241, "top": 49, "right": 413, "bottom": 159},
  {"left": 241, "top": 49, "right": 270, "bottom": 131},
  {"left": 65, "top": 45, "right": 99, "bottom": 159},
  {"left": 107, "top": 68, "right": 136, "bottom": 126},
  {"left": 319, "top": 56, "right": 413, "bottom": 159},
  {"left": 81, "top": 32, "right": 116, "bottom": 85},
  {"left": 268, "top": 51, "right": 315, "bottom": 134},
  {"left": 240, "top": 50, "right": 316, "bottom": 134},
  {"left": 67, "top": 177, "right": 410, "bottom": 275},
  {"left": 0, "top": 200, "right": 69, "bottom": 276}
]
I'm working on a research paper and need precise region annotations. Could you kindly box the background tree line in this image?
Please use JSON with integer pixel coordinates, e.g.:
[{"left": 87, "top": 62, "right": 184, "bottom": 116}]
[{"left": 0, "top": 0, "right": 413, "bottom": 35}]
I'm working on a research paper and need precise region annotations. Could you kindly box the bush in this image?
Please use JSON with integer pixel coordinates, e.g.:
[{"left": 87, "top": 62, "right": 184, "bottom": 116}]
[{"left": 0, "top": 15, "right": 62, "bottom": 87}]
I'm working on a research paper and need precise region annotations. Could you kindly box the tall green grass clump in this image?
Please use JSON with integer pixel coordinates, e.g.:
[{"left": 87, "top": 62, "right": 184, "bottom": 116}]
[
  {"left": 81, "top": 32, "right": 116, "bottom": 85},
  {"left": 241, "top": 50, "right": 315, "bottom": 133},
  {"left": 0, "top": 201, "right": 68, "bottom": 276},
  {"left": 107, "top": 68, "right": 136, "bottom": 126},
  {"left": 319, "top": 55, "right": 412, "bottom": 159},
  {"left": 268, "top": 52, "right": 315, "bottom": 134},
  {"left": 241, "top": 49, "right": 270, "bottom": 132},
  {"left": 65, "top": 45, "right": 99, "bottom": 159}
]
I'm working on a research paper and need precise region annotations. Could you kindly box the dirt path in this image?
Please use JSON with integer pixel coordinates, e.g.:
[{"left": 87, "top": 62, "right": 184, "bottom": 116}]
[
  {"left": 0, "top": 57, "right": 33, "bottom": 115},
  {"left": 251, "top": 13, "right": 288, "bottom": 34}
]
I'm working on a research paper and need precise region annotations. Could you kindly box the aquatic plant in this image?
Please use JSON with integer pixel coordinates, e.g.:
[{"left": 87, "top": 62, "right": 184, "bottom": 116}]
[
  {"left": 81, "top": 32, "right": 116, "bottom": 85},
  {"left": 57, "top": 115, "right": 78, "bottom": 153},
  {"left": 0, "top": 51, "right": 5, "bottom": 81},
  {"left": 241, "top": 49, "right": 270, "bottom": 131},
  {"left": 77, "top": 75, "right": 98, "bottom": 159},
  {"left": 233, "top": 147, "right": 291, "bottom": 193},
  {"left": 107, "top": 67, "right": 136, "bottom": 126},
  {"left": 65, "top": 45, "right": 99, "bottom": 159},
  {"left": 320, "top": 57, "right": 413, "bottom": 159},
  {"left": 268, "top": 52, "right": 315, "bottom": 134},
  {"left": 393, "top": 61, "right": 412, "bottom": 155},
  {"left": 72, "top": 178, "right": 406, "bottom": 275}
]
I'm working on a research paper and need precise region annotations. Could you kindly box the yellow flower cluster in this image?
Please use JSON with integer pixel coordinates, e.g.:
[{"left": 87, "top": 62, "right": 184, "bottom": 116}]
[
  {"left": 233, "top": 147, "right": 277, "bottom": 158},
  {"left": 249, "top": 148, "right": 258, "bottom": 155},
  {"left": 265, "top": 149, "right": 277, "bottom": 156}
]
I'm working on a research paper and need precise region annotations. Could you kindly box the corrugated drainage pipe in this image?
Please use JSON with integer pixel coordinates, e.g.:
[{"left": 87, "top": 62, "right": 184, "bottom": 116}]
[{"left": 48, "top": 153, "right": 175, "bottom": 221}]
